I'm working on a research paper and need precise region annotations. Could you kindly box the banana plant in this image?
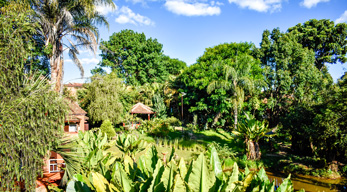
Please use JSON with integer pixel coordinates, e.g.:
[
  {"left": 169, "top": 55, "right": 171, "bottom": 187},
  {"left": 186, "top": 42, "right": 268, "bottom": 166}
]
[
  {"left": 114, "top": 134, "right": 147, "bottom": 161},
  {"left": 66, "top": 144, "right": 294, "bottom": 192}
]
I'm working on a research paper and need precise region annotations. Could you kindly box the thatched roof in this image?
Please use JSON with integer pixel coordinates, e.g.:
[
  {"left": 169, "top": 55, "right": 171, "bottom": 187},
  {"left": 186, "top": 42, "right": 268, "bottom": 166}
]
[{"left": 130, "top": 102, "right": 155, "bottom": 114}]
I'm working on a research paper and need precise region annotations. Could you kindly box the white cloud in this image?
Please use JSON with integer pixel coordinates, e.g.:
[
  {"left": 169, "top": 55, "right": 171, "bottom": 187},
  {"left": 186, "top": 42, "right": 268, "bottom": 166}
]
[
  {"left": 336, "top": 10, "right": 347, "bottom": 24},
  {"left": 164, "top": 0, "right": 221, "bottom": 16},
  {"left": 115, "top": 6, "right": 155, "bottom": 25},
  {"left": 96, "top": 2, "right": 117, "bottom": 15},
  {"left": 65, "top": 58, "right": 100, "bottom": 65},
  {"left": 228, "top": 0, "right": 283, "bottom": 12},
  {"left": 300, "top": 0, "right": 329, "bottom": 9}
]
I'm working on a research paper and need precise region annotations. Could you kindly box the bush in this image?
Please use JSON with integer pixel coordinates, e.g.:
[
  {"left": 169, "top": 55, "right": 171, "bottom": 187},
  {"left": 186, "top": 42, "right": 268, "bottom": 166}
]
[
  {"left": 164, "top": 116, "right": 182, "bottom": 126},
  {"left": 100, "top": 119, "right": 116, "bottom": 139},
  {"left": 139, "top": 119, "right": 173, "bottom": 137}
]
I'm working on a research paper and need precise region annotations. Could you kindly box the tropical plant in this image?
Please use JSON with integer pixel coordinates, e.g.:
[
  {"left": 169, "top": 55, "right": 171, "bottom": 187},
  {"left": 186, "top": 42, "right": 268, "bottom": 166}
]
[
  {"left": 114, "top": 134, "right": 147, "bottom": 161},
  {"left": 66, "top": 145, "right": 294, "bottom": 192},
  {"left": 233, "top": 115, "right": 270, "bottom": 160},
  {"left": 30, "top": 0, "right": 115, "bottom": 92}
]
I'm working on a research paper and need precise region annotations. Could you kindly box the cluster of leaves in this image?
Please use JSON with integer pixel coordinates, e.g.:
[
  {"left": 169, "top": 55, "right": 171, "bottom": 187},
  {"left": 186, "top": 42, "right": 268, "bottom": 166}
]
[{"left": 65, "top": 140, "right": 294, "bottom": 192}]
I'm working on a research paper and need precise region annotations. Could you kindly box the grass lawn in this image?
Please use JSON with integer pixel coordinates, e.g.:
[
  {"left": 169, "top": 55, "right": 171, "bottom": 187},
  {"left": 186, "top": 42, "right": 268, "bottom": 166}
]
[{"left": 108, "top": 128, "right": 244, "bottom": 162}]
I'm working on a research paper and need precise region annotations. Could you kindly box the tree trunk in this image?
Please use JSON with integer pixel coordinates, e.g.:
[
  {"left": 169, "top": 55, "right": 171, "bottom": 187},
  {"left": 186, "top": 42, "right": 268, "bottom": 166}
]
[
  {"left": 255, "top": 141, "right": 261, "bottom": 159},
  {"left": 211, "top": 112, "right": 222, "bottom": 127},
  {"left": 234, "top": 105, "right": 237, "bottom": 129},
  {"left": 247, "top": 139, "right": 257, "bottom": 160},
  {"left": 50, "top": 43, "right": 64, "bottom": 93}
]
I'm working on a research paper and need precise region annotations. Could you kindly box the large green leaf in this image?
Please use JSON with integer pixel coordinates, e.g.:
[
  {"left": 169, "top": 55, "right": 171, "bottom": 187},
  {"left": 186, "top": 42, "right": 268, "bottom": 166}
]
[
  {"left": 256, "top": 168, "right": 268, "bottom": 183},
  {"left": 276, "top": 174, "right": 294, "bottom": 192},
  {"left": 112, "top": 162, "right": 134, "bottom": 192},
  {"left": 148, "top": 159, "right": 165, "bottom": 192},
  {"left": 172, "top": 173, "right": 187, "bottom": 192},
  {"left": 178, "top": 158, "right": 188, "bottom": 179},
  {"left": 224, "top": 162, "right": 239, "bottom": 192},
  {"left": 92, "top": 172, "right": 108, "bottom": 192},
  {"left": 160, "top": 160, "right": 177, "bottom": 191},
  {"left": 210, "top": 146, "right": 223, "bottom": 180},
  {"left": 187, "top": 153, "right": 215, "bottom": 192}
]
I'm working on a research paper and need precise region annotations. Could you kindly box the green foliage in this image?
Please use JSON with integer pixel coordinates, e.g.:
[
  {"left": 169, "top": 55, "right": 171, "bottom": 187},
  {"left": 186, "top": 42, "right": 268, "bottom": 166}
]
[
  {"left": 114, "top": 134, "right": 147, "bottom": 160},
  {"left": 0, "top": 2, "right": 68, "bottom": 191},
  {"left": 257, "top": 27, "right": 333, "bottom": 129},
  {"left": 152, "top": 94, "right": 167, "bottom": 118},
  {"left": 99, "top": 29, "right": 169, "bottom": 86},
  {"left": 139, "top": 119, "right": 174, "bottom": 138},
  {"left": 175, "top": 42, "right": 263, "bottom": 129},
  {"left": 165, "top": 116, "right": 182, "bottom": 127},
  {"left": 65, "top": 145, "right": 294, "bottom": 192},
  {"left": 82, "top": 73, "right": 135, "bottom": 125},
  {"left": 288, "top": 19, "right": 347, "bottom": 69},
  {"left": 100, "top": 120, "right": 116, "bottom": 139},
  {"left": 162, "top": 56, "right": 187, "bottom": 76},
  {"left": 208, "top": 142, "right": 237, "bottom": 160}
]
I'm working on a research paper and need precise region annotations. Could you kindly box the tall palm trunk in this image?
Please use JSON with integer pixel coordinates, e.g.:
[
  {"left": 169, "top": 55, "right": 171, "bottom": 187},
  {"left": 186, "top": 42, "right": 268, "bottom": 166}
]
[{"left": 50, "top": 42, "right": 64, "bottom": 93}]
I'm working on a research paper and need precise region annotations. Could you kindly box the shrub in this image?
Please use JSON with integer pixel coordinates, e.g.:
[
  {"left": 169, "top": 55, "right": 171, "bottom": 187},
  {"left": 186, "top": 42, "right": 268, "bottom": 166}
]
[
  {"left": 100, "top": 119, "right": 116, "bottom": 139},
  {"left": 164, "top": 116, "right": 182, "bottom": 126},
  {"left": 139, "top": 119, "right": 173, "bottom": 137}
]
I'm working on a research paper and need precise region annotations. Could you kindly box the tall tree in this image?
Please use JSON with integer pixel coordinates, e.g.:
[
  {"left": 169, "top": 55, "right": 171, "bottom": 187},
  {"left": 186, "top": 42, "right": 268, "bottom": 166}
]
[
  {"left": 288, "top": 19, "right": 347, "bottom": 70},
  {"left": 175, "top": 42, "right": 262, "bottom": 129},
  {"left": 82, "top": 73, "right": 136, "bottom": 126},
  {"left": 0, "top": 2, "right": 67, "bottom": 190},
  {"left": 98, "top": 29, "right": 169, "bottom": 86},
  {"left": 207, "top": 55, "right": 257, "bottom": 129},
  {"left": 31, "top": 0, "right": 115, "bottom": 92},
  {"left": 257, "top": 28, "right": 333, "bottom": 154}
]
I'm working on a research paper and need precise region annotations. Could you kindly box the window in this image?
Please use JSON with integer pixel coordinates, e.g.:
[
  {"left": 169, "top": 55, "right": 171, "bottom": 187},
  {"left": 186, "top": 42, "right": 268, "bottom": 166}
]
[{"left": 69, "top": 124, "right": 77, "bottom": 132}]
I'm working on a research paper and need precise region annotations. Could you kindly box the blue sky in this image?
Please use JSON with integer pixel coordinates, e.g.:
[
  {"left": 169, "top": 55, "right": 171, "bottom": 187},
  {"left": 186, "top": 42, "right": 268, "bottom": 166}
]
[{"left": 63, "top": 0, "right": 347, "bottom": 83}]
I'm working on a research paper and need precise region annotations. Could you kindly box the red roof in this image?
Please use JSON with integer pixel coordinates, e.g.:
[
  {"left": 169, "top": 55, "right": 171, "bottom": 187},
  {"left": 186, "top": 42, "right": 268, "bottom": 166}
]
[
  {"left": 130, "top": 102, "right": 155, "bottom": 114},
  {"left": 65, "top": 99, "right": 88, "bottom": 121},
  {"left": 65, "top": 83, "right": 84, "bottom": 88}
]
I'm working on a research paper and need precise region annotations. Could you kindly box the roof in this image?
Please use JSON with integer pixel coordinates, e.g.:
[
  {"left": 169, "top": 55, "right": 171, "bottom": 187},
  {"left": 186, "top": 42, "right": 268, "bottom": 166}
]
[
  {"left": 130, "top": 102, "right": 155, "bottom": 114},
  {"left": 65, "top": 83, "right": 84, "bottom": 88},
  {"left": 65, "top": 99, "right": 88, "bottom": 121}
]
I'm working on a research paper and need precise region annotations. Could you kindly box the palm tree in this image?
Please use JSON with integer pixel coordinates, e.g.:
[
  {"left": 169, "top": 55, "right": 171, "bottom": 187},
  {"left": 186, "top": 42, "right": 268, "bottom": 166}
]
[
  {"left": 31, "top": 0, "right": 115, "bottom": 93},
  {"left": 233, "top": 115, "right": 270, "bottom": 160},
  {"left": 207, "top": 54, "right": 255, "bottom": 129}
]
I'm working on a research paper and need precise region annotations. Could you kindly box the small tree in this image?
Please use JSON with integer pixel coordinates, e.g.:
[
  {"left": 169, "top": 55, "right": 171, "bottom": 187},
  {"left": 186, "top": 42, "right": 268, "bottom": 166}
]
[
  {"left": 100, "top": 119, "right": 116, "bottom": 139},
  {"left": 233, "top": 115, "right": 269, "bottom": 160}
]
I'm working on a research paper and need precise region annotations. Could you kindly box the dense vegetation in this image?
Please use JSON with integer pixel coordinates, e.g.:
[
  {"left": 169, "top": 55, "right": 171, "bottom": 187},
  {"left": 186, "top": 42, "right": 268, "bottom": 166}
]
[{"left": 0, "top": 0, "right": 346, "bottom": 191}]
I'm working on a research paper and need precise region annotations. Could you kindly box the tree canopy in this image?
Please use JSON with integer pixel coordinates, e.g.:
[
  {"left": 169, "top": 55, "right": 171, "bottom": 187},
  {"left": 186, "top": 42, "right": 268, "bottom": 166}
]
[
  {"left": 175, "top": 42, "right": 262, "bottom": 128},
  {"left": 288, "top": 19, "right": 347, "bottom": 70},
  {"left": 81, "top": 73, "right": 135, "bottom": 126},
  {"left": 98, "top": 29, "right": 169, "bottom": 86}
]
